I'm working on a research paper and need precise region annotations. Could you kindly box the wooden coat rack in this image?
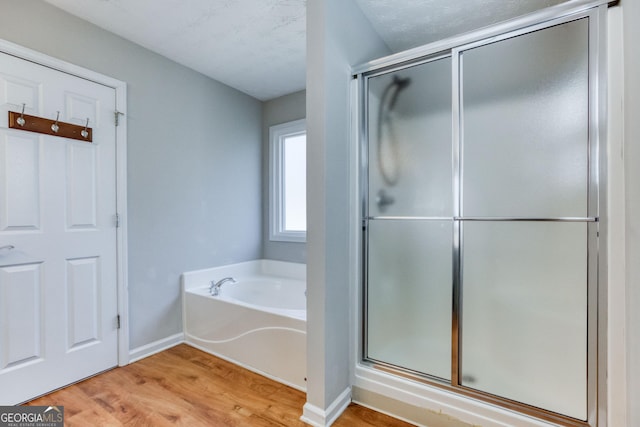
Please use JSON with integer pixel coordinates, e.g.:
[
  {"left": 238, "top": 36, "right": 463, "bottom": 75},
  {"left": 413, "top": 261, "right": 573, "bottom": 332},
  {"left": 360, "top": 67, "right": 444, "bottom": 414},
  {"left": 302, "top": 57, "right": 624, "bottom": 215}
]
[{"left": 8, "top": 110, "right": 93, "bottom": 142}]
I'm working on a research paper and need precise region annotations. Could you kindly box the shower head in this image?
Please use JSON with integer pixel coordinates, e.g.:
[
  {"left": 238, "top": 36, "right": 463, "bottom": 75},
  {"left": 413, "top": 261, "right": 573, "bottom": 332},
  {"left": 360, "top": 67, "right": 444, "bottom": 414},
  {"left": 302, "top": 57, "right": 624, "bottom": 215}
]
[
  {"left": 388, "top": 75, "right": 411, "bottom": 110},
  {"left": 393, "top": 75, "right": 411, "bottom": 90}
]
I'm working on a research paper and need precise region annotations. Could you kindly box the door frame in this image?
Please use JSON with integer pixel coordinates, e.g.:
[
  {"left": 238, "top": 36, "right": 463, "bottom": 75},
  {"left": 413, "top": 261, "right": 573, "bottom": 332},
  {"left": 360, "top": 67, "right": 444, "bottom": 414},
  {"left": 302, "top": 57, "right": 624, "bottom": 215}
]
[{"left": 0, "top": 38, "right": 130, "bottom": 366}]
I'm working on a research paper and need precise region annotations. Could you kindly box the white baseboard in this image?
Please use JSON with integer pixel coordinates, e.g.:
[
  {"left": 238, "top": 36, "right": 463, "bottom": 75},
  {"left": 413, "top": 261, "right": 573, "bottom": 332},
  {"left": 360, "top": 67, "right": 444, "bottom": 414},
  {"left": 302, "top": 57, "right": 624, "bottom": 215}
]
[
  {"left": 301, "top": 387, "right": 351, "bottom": 427},
  {"left": 128, "top": 333, "right": 184, "bottom": 363}
]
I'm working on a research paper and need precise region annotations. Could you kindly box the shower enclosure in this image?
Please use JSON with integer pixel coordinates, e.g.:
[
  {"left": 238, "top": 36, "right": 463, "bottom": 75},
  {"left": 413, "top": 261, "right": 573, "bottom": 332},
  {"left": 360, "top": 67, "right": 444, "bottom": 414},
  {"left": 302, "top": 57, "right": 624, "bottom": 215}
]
[{"left": 357, "top": 5, "right": 606, "bottom": 426}]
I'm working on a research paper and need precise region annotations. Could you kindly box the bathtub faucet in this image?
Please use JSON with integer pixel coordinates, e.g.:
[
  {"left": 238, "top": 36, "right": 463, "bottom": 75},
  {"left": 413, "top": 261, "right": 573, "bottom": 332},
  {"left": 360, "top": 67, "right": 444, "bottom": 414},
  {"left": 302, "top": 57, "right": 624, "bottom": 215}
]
[{"left": 210, "top": 277, "right": 236, "bottom": 296}]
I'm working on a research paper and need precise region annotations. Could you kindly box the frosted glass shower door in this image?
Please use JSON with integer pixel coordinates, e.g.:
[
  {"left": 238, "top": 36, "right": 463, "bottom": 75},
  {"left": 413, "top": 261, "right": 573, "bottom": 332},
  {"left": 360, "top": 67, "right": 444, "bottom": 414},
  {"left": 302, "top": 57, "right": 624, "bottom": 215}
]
[
  {"left": 458, "top": 18, "right": 591, "bottom": 420},
  {"left": 367, "top": 220, "right": 452, "bottom": 379},
  {"left": 365, "top": 57, "right": 452, "bottom": 380},
  {"left": 460, "top": 222, "right": 587, "bottom": 417},
  {"left": 367, "top": 58, "right": 452, "bottom": 218},
  {"left": 359, "top": 7, "right": 602, "bottom": 424},
  {"left": 460, "top": 19, "right": 589, "bottom": 218}
]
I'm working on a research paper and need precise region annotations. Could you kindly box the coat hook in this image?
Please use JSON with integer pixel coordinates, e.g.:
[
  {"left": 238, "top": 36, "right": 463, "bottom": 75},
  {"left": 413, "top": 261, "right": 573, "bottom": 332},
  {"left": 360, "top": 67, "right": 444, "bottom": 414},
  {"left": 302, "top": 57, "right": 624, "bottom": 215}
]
[
  {"left": 16, "top": 104, "right": 26, "bottom": 126},
  {"left": 51, "top": 111, "right": 60, "bottom": 133},
  {"left": 81, "top": 118, "right": 89, "bottom": 139}
]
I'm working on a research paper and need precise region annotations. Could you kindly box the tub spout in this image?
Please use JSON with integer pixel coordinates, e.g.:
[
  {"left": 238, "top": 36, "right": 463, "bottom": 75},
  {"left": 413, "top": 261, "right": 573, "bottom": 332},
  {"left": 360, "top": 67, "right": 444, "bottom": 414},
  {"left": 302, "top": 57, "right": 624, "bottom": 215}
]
[{"left": 210, "top": 277, "right": 236, "bottom": 296}]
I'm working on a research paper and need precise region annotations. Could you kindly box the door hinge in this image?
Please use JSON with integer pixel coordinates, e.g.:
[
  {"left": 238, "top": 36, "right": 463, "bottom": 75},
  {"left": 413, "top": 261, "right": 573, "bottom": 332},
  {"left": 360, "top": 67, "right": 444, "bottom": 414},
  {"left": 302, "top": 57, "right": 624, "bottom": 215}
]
[
  {"left": 116, "top": 314, "right": 121, "bottom": 330},
  {"left": 114, "top": 111, "right": 124, "bottom": 126},
  {"left": 115, "top": 213, "right": 120, "bottom": 228}
]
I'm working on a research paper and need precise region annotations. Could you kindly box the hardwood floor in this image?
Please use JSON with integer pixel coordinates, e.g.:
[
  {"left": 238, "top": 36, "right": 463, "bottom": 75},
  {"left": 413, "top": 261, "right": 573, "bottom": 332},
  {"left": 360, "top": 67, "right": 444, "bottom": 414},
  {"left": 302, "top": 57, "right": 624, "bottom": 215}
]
[{"left": 27, "top": 344, "right": 413, "bottom": 426}]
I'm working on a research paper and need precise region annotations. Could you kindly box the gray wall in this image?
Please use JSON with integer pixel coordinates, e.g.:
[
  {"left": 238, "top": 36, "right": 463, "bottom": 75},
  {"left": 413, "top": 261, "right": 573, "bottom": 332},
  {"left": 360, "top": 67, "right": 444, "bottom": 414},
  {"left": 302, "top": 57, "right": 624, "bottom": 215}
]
[
  {"left": 623, "top": 0, "right": 640, "bottom": 424},
  {"left": 262, "top": 90, "right": 306, "bottom": 263},
  {"left": 0, "top": 0, "right": 263, "bottom": 349},
  {"left": 306, "top": 0, "right": 390, "bottom": 414}
]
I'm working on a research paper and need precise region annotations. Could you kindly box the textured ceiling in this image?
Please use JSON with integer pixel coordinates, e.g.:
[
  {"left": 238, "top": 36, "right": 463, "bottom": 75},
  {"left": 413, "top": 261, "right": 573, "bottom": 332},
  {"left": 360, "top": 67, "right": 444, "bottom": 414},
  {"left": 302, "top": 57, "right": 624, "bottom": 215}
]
[
  {"left": 42, "top": 0, "right": 569, "bottom": 101},
  {"left": 43, "top": 0, "right": 306, "bottom": 101},
  {"left": 354, "top": 0, "right": 570, "bottom": 52}
]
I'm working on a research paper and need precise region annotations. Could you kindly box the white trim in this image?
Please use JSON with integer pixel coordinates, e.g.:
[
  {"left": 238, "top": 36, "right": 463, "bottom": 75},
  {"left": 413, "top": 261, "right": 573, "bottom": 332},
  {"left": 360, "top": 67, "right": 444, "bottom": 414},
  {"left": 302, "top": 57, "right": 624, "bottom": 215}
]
[
  {"left": 114, "top": 77, "right": 129, "bottom": 367},
  {"left": 128, "top": 333, "right": 185, "bottom": 364},
  {"left": 0, "top": 38, "right": 130, "bottom": 366},
  {"left": 349, "top": 76, "right": 361, "bottom": 395},
  {"left": 354, "top": 369, "right": 561, "bottom": 427},
  {"left": 0, "top": 39, "right": 126, "bottom": 89},
  {"left": 349, "top": 74, "right": 367, "bottom": 411},
  {"left": 593, "top": 6, "right": 610, "bottom": 426},
  {"left": 300, "top": 403, "right": 326, "bottom": 427},
  {"left": 300, "top": 387, "right": 351, "bottom": 427},
  {"left": 269, "top": 118, "right": 307, "bottom": 242},
  {"left": 605, "top": 5, "right": 628, "bottom": 427}
]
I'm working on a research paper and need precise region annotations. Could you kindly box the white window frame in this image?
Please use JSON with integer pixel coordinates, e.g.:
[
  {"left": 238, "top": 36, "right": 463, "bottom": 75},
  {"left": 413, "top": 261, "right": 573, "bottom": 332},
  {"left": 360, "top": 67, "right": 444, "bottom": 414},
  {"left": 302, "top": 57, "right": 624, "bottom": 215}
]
[{"left": 269, "top": 119, "right": 306, "bottom": 242}]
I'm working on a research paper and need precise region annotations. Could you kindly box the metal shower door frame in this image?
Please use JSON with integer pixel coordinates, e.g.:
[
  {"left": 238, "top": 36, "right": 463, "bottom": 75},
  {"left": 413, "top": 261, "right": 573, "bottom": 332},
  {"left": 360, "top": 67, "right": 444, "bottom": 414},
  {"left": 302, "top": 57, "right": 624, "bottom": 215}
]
[{"left": 356, "top": 4, "right": 609, "bottom": 426}]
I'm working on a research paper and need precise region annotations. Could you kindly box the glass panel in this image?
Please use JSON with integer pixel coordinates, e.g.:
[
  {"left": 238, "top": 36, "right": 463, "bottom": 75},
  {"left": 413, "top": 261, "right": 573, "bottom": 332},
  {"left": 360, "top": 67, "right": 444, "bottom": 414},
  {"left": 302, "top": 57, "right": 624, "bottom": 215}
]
[
  {"left": 368, "top": 57, "right": 452, "bottom": 217},
  {"left": 283, "top": 133, "right": 306, "bottom": 231},
  {"left": 460, "top": 221, "right": 587, "bottom": 419},
  {"left": 367, "top": 220, "right": 452, "bottom": 380},
  {"left": 462, "top": 19, "right": 589, "bottom": 218}
]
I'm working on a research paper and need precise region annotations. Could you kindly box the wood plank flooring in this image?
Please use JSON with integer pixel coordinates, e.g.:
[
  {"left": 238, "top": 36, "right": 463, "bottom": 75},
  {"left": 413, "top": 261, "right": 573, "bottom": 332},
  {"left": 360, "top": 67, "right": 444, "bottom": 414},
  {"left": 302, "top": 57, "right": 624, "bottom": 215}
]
[{"left": 26, "top": 344, "right": 413, "bottom": 426}]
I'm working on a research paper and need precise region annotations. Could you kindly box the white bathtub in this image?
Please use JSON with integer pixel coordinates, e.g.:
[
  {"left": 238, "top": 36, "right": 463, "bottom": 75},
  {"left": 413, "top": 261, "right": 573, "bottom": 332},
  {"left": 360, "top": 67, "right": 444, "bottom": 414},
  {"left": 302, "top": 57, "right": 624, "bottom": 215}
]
[{"left": 181, "top": 260, "right": 307, "bottom": 391}]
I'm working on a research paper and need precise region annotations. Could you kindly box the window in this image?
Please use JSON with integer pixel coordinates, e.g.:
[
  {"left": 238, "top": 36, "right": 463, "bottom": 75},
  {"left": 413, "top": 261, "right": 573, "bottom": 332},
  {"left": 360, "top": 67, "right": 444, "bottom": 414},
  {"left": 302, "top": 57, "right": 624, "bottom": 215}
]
[{"left": 269, "top": 119, "right": 306, "bottom": 242}]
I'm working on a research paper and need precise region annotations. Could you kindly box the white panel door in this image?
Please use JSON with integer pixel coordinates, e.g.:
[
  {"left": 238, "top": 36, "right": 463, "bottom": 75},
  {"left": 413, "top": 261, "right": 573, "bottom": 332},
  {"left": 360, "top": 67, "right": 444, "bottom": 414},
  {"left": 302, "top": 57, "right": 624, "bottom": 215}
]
[{"left": 0, "top": 52, "right": 118, "bottom": 404}]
